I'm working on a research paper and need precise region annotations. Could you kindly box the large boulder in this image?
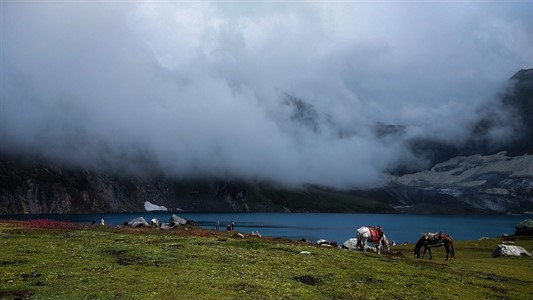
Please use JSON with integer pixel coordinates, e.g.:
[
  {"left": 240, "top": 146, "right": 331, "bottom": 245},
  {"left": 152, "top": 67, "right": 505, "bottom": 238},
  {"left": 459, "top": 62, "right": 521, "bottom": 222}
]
[
  {"left": 514, "top": 219, "right": 533, "bottom": 236},
  {"left": 316, "top": 239, "right": 338, "bottom": 248},
  {"left": 128, "top": 217, "right": 149, "bottom": 228},
  {"left": 169, "top": 214, "right": 187, "bottom": 226},
  {"left": 492, "top": 244, "right": 532, "bottom": 257}
]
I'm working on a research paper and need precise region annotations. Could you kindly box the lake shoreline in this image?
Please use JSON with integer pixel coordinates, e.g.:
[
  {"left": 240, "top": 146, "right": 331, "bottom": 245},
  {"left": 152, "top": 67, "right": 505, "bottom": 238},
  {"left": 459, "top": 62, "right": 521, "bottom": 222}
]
[{"left": 0, "top": 212, "right": 527, "bottom": 244}]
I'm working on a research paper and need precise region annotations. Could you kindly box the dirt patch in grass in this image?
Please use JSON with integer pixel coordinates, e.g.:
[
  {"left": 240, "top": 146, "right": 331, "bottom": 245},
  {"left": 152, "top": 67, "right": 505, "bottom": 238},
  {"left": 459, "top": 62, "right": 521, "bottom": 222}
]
[
  {"left": 233, "top": 282, "right": 261, "bottom": 292},
  {"left": 489, "top": 285, "right": 509, "bottom": 294},
  {"left": 63, "top": 232, "right": 76, "bottom": 238},
  {"left": 103, "top": 249, "right": 167, "bottom": 267},
  {"left": 358, "top": 276, "right": 383, "bottom": 285},
  {"left": 485, "top": 273, "right": 512, "bottom": 282},
  {"left": 0, "top": 290, "right": 33, "bottom": 300},
  {"left": 103, "top": 249, "right": 135, "bottom": 266},
  {"left": 163, "top": 243, "right": 184, "bottom": 250},
  {"left": 116, "top": 256, "right": 138, "bottom": 266},
  {"left": 103, "top": 249, "right": 128, "bottom": 257},
  {"left": 33, "top": 281, "right": 45, "bottom": 286},
  {"left": 20, "top": 272, "right": 42, "bottom": 280},
  {"left": 0, "top": 259, "right": 26, "bottom": 266},
  {"left": 386, "top": 251, "right": 405, "bottom": 258},
  {"left": 460, "top": 270, "right": 531, "bottom": 285},
  {"left": 294, "top": 275, "right": 321, "bottom": 286}
]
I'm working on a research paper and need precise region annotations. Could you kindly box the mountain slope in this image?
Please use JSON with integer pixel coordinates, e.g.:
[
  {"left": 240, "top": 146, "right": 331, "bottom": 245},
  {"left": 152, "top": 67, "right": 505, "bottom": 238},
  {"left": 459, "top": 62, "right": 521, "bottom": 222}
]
[{"left": 381, "top": 152, "right": 533, "bottom": 214}]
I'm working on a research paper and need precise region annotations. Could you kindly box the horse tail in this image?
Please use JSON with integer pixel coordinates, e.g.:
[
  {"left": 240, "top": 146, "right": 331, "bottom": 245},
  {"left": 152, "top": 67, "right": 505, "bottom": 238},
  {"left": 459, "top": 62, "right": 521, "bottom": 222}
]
[
  {"left": 450, "top": 240, "right": 455, "bottom": 259},
  {"left": 444, "top": 234, "right": 455, "bottom": 259}
]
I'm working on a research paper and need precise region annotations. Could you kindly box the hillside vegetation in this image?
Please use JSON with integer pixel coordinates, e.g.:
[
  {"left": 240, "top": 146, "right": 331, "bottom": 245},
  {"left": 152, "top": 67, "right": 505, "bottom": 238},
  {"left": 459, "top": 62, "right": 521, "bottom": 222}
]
[{"left": 1, "top": 221, "right": 531, "bottom": 299}]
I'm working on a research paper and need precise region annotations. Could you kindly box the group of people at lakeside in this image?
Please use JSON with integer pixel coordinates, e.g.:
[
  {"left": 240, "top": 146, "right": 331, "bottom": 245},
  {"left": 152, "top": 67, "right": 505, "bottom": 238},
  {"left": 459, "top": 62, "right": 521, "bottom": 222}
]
[
  {"left": 215, "top": 220, "right": 235, "bottom": 231},
  {"left": 91, "top": 218, "right": 105, "bottom": 226}
]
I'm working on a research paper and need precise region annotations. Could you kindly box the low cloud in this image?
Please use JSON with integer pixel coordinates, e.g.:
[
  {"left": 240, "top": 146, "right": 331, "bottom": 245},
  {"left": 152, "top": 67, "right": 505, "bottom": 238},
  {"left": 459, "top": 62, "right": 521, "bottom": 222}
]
[{"left": 1, "top": 2, "right": 532, "bottom": 188}]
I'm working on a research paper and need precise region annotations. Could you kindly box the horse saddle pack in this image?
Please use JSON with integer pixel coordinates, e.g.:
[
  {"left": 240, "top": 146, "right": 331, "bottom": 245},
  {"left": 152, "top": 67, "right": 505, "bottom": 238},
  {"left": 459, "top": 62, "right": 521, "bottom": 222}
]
[
  {"left": 425, "top": 234, "right": 444, "bottom": 247},
  {"left": 427, "top": 239, "right": 444, "bottom": 247},
  {"left": 368, "top": 228, "right": 380, "bottom": 242}
]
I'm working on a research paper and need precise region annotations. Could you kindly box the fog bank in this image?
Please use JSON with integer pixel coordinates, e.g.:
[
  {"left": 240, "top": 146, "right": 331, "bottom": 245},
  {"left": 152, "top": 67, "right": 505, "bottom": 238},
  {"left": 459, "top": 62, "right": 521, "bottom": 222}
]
[{"left": 1, "top": 2, "right": 532, "bottom": 188}]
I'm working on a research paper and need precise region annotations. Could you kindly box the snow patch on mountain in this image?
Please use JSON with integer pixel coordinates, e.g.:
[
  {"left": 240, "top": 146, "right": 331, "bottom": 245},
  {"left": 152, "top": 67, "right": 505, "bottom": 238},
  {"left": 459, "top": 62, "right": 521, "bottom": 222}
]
[{"left": 144, "top": 201, "right": 168, "bottom": 211}]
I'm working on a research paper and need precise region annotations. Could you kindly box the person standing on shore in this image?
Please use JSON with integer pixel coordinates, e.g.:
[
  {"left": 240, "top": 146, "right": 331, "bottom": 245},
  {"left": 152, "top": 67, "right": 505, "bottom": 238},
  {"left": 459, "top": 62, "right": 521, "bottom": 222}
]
[
  {"left": 100, "top": 218, "right": 105, "bottom": 226},
  {"left": 216, "top": 220, "right": 220, "bottom": 230}
]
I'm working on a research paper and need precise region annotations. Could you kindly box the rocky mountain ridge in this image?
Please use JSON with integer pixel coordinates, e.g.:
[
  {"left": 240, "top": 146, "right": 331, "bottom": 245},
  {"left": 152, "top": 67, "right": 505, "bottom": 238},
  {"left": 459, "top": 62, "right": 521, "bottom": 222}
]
[
  {"left": 382, "top": 152, "right": 533, "bottom": 214},
  {"left": 0, "top": 157, "right": 250, "bottom": 214},
  {"left": 0, "top": 154, "right": 394, "bottom": 215}
]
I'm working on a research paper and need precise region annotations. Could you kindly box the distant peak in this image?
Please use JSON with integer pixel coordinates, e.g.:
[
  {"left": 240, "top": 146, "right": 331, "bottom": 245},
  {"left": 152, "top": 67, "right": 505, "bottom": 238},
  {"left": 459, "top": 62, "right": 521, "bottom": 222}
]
[{"left": 511, "top": 68, "right": 533, "bottom": 80}]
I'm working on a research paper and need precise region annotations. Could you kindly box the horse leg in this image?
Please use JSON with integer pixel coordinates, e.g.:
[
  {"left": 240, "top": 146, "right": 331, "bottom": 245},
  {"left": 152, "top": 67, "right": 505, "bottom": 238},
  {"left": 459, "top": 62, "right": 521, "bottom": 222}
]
[
  {"left": 376, "top": 237, "right": 384, "bottom": 255},
  {"left": 447, "top": 240, "right": 455, "bottom": 260},
  {"left": 356, "top": 231, "right": 364, "bottom": 251},
  {"left": 427, "top": 247, "right": 433, "bottom": 260}
]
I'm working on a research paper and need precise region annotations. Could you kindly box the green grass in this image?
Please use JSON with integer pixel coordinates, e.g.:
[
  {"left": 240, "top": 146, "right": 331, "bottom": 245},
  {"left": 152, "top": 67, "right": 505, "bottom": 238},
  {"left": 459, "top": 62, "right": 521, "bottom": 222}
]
[{"left": 1, "top": 221, "right": 532, "bottom": 299}]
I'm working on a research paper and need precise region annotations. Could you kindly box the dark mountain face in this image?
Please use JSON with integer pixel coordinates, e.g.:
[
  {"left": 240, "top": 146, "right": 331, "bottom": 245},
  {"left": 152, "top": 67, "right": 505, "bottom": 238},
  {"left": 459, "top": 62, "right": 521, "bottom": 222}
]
[
  {"left": 501, "top": 69, "right": 533, "bottom": 155},
  {"left": 0, "top": 153, "right": 395, "bottom": 215},
  {"left": 0, "top": 154, "right": 250, "bottom": 214},
  {"left": 505, "top": 69, "right": 533, "bottom": 120}
]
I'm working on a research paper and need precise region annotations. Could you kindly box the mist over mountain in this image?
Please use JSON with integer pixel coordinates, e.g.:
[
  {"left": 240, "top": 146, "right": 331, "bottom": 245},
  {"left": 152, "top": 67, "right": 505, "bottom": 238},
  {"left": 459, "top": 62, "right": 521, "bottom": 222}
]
[
  {"left": 1, "top": 69, "right": 532, "bottom": 215},
  {"left": 1, "top": 2, "right": 532, "bottom": 214},
  {"left": 2, "top": 2, "right": 532, "bottom": 190}
]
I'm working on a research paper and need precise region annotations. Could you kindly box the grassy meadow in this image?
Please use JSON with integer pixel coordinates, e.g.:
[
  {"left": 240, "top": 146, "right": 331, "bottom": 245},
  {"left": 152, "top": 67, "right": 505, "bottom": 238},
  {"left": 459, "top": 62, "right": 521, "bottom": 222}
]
[{"left": 1, "top": 220, "right": 532, "bottom": 300}]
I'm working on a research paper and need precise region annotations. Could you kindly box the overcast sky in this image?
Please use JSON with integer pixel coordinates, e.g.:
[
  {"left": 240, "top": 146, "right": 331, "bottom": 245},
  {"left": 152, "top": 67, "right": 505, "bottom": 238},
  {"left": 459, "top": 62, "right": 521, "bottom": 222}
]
[{"left": 1, "top": 1, "right": 532, "bottom": 188}]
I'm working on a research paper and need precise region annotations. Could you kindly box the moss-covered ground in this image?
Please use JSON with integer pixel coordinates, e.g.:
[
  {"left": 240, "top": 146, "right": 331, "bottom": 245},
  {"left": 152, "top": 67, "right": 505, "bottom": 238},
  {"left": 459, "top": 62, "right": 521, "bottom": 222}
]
[{"left": 0, "top": 220, "right": 531, "bottom": 299}]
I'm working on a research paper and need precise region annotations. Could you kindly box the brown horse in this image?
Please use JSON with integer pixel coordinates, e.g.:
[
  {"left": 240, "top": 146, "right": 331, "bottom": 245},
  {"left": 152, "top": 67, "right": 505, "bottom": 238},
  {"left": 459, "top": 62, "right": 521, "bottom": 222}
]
[{"left": 414, "top": 232, "right": 455, "bottom": 260}]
